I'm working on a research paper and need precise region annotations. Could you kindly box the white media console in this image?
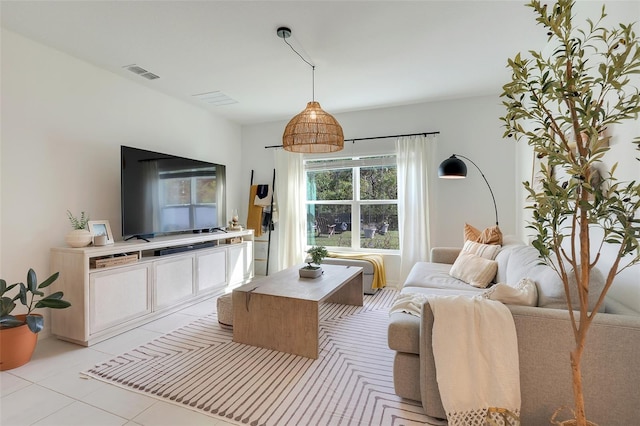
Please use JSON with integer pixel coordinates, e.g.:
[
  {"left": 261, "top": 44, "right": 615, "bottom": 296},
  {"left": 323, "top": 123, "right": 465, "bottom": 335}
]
[{"left": 50, "top": 229, "right": 254, "bottom": 346}]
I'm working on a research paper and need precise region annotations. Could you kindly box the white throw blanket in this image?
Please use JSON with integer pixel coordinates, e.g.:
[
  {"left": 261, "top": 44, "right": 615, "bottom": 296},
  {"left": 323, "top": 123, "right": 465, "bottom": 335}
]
[
  {"left": 389, "top": 292, "right": 429, "bottom": 316},
  {"left": 428, "top": 295, "right": 521, "bottom": 425}
]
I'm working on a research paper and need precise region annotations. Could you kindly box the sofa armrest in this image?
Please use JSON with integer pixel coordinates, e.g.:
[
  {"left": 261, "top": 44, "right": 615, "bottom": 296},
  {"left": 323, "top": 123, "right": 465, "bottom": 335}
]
[
  {"left": 419, "top": 301, "right": 446, "bottom": 419},
  {"left": 419, "top": 301, "right": 640, "bottom": 424},
  {"left": 429, "top": 247, "right": 461, "bottom": 264}
]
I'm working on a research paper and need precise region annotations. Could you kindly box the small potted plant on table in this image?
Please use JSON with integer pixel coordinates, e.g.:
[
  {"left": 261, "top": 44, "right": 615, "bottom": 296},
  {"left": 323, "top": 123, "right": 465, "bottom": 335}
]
[
  {"left": 300, "top": 246, "right": 328, "bottom": 278},
  {"left": 65, "top": 210, "right": 92, "bottom": 248}
]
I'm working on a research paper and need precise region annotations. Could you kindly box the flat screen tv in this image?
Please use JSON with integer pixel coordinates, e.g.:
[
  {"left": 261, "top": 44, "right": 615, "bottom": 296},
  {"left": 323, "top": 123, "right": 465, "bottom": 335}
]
[{"left": 121, "top": 146, "right": 226, "bottom": 239}]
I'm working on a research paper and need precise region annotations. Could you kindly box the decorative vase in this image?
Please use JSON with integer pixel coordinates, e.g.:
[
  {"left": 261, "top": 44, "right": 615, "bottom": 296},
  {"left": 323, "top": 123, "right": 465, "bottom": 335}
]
[
  {"left": 299, "top": 267, "right": 322, "bottom": 279},
  {"left": 0, "top": 314, "right": 38, "bottom": 371},
  {"left": 65, "top": 229, "right": 92, "bottom": 248}
]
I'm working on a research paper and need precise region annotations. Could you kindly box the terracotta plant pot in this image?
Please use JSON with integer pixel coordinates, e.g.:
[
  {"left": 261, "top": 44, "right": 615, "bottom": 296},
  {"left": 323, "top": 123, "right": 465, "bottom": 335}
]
[{"left": 0, "top": 314, "right": 39, "bottom": 371}]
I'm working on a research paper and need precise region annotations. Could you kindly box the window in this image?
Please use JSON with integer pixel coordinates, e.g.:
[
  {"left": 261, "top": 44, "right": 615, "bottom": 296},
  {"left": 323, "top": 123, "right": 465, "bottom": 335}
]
[{"left": 305, "top": 155, "right": 398, "bottom": 251}]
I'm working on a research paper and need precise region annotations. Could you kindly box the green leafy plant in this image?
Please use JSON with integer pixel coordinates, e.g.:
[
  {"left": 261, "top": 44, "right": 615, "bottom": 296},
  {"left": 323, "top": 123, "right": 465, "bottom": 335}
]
[
  {"left": 501, "top": 1, "right": 640, "bottom": 424},
  {"left": 67, "top": 210, "right": 89, "bottom": 230},
  {"left": 305, "top": 246, "right": 328, "bottom": 269},
  {"left": 0, "top": 269, "right": 71, "bottom": 333}
]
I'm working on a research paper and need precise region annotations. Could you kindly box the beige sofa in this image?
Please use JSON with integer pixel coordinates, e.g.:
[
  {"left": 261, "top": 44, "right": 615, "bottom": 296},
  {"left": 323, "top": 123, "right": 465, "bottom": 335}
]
[{"left": 387, "top": 239, "right": 640, "bottom": 424}]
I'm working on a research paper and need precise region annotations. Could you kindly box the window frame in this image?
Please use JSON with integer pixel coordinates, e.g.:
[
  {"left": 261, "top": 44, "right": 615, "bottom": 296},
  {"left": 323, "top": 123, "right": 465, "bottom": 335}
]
[{"left": 304, "top": 154, "right": 399, "bottom": 253}]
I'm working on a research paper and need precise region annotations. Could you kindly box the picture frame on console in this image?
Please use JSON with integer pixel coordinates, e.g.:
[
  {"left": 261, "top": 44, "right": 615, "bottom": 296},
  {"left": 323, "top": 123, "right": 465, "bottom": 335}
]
[{"left": 88, "top": 220, "right": 114, "bottom": 245}]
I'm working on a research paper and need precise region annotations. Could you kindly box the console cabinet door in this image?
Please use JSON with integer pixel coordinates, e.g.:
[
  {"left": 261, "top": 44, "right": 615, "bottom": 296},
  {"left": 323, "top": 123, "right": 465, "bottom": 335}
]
[
  {"left": 228, "top": 242, "right": 254, "bottom": 287},
  {"left": 154, "top": 255, "right": 195, "bottom": 309},
  {"left": 197, "top": 248, "right": 227, "bottom": 293},
  {"left": 89, "top": 264, "right": 151, "bottom": 334}
]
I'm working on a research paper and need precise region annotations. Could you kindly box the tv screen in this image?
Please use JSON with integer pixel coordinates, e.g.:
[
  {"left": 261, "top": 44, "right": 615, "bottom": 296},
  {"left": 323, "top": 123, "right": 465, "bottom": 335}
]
[{"left": 121, "top": 146, "right": 226, "bottom": 238}]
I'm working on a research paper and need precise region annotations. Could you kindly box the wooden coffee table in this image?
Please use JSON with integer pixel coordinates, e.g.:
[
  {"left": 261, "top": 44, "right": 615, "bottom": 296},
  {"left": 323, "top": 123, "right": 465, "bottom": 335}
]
[{"left": 232, "top": 263, "right": 363, "bottom": 359}]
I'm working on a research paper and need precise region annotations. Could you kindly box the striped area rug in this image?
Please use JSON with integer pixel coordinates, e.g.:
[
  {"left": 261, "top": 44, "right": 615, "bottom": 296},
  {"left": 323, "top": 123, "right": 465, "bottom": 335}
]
[{"left": 85, "top": 289, "right": 444, "bottom": 426}]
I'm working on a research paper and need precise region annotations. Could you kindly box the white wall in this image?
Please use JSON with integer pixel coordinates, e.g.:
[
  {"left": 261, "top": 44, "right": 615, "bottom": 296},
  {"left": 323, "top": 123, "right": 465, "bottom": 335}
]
[
  {"left": 242, "top": 95, "right": 517, "bottom": 285},
  {"left": 1, "top": 30, "right": 242, "bottom": 328}
]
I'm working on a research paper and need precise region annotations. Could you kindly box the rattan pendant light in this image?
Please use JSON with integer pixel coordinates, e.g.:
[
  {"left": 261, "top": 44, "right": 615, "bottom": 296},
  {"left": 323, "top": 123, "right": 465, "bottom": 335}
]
[{"left": 277, "top": 27, "right": 344, "bottom": 153}]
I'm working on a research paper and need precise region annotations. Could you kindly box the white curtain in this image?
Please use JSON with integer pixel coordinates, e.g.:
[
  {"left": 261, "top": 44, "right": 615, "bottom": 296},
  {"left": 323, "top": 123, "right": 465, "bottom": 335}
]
[
  {"left": 396, "top": 134, "right": 436, "bottom": 283},
  {"left": 274, "top": 149, "right": 306, "bottom": 270}
]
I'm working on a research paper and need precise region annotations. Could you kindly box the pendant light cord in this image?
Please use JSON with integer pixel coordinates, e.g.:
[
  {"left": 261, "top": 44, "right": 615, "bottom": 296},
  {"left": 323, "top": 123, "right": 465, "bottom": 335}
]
[{"left": 282, "top": 36, "right": 315, "bottom": 102}]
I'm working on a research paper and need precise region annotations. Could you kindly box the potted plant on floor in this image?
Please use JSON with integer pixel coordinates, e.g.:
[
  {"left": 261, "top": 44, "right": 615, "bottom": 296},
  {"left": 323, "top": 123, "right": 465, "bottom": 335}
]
[
  {"left": 65, "top": 210, "right": 92, "bottom": 248},
  {"left": 300, "top": 246, "right": 329, "bottom": 278},
  {"left": 501, "top": 1, "right": 640, "bottom": 425},
  {"left": 0, "top": 269, "right": 71, "bottom": 370}
]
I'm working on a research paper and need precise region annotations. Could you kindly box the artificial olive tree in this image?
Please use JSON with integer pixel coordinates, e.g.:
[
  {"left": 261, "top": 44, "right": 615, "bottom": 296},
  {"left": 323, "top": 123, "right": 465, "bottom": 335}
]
[{"left": 501, "top": 1, "right": 640, "bottom": 424}]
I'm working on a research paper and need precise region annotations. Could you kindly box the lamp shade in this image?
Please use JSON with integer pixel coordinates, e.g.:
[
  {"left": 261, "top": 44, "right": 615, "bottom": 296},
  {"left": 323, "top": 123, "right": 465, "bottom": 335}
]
[
  {"left": 438, "top": 153, "right": 499, "bottom": 226},
  {"left": 282, "top": 101, "right": 344, "bottom": 153},
  {"left": 438, "top": 155, "right": 467, "bottom": 179}
]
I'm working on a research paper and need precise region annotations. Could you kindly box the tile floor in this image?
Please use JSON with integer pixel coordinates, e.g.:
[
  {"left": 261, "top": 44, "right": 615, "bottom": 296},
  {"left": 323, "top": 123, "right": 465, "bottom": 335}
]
[{"left": 1, "top": 295, "right": 237, "bottom": 426}]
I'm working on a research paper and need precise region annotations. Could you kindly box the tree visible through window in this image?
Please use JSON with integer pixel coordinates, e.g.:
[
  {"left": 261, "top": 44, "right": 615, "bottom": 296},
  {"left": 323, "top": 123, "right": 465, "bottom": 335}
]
[{"left": 306, "top": 155, "right": 399, "bottom": 250}]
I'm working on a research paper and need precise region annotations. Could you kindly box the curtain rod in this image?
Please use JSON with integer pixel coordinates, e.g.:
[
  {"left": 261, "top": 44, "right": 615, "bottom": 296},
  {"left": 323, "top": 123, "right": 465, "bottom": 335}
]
[{"left": 264, "top": 131, "right": 439, "bottom": 149}]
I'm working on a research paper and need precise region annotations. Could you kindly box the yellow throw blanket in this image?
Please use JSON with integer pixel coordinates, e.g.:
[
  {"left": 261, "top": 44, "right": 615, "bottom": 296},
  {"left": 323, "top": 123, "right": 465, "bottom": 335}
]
[
  {"left": 246, "top": 185, "right": 263, "bottom": 237},
  {"left": 327, "top": 252, "right": 386, "bottom": 289}
]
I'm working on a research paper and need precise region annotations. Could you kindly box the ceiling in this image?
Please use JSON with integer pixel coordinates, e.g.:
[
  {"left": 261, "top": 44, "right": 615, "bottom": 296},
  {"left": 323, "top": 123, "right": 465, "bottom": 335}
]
[{"left": 2, "top": 1, "right": 632, "bottom": 126}]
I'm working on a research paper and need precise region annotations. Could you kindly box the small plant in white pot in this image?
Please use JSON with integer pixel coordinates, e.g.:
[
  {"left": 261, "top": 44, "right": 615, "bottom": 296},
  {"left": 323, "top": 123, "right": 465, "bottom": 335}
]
[
  {"left": 65, "top": 210, "right": 92, "bottom": 248},
  {"left": 300, "top": 246, "right": 328, "bottom": 278}
]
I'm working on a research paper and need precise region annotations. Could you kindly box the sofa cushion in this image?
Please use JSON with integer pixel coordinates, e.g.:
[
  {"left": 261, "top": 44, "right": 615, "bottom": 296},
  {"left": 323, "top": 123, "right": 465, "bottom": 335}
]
[
  {"left": 537, "top": 266, "right": 605, "bottom": 312},
  {"left": 388, "top": 312, "right": 421, "bottom": 354},
  {"left": 449, "top": 252, "right": 498, "bottom": 288},
  {"left": 503, "top": 244, "right": 542, "bottom": 284},
  {"left": 500, "top": 243, "right": 605, "bottom": 311},
  {"left": 494, "top": 237, "right": 522, "bottom": 283},
  {"left": 464, "top": 223, "right": 503, "bottom": 245},
  {"left": 430, "top": 247, "right": 462, "bottom": 264},
  {"left": 482, "top": 278, "right": 538, "bottom": 306},
  {"left": 461, "top": 240, "right": 501, "bottom": 259},
  {"left": 403, "top": 262, "right": 486, "bottom": 293},
  {"left": 573, "top": 267, "right": 605, "bottom": 312}
]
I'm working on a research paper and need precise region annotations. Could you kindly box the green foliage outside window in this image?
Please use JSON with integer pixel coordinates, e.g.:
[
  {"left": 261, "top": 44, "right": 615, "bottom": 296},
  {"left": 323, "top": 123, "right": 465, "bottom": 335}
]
[
  {"left": 307, "top": 169, "right": 352, "bottom": 201},
  {"left": 360, "top": 166, "right": 397, "bottom": 200}
]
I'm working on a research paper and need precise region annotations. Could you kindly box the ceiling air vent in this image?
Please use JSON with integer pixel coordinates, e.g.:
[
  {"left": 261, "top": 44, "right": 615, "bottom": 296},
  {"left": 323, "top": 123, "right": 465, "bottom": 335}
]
[
  {"left": 192, "top": 91, "right": 238, "bottom": 106},
  {"left": 141, "top": 73, "right": 159, "bottom": 80},
  {"left": 123, "top": 64, "right": 160, "bottom": 80}
]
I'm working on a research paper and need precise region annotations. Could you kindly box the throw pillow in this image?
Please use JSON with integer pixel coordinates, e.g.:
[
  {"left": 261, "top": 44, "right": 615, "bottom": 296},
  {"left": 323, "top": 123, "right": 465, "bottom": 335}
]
[
  {"left": 481, "top": 278, "right": 538, "bottom": 306},
  {"left": 462, "top": 240, "right": 501, "bottom": 260},
  {"left": 464, "top": 223, "right": 503, "bottom": 245},
  {"left": 568, "top": 266, "right": 605, "bottom": 312},
  {"left": 449, "top": 252, "right": 498, "bottom": 288}
]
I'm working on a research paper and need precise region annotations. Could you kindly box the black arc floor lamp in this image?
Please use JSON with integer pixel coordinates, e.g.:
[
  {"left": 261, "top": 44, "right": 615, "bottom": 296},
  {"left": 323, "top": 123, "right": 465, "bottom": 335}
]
[{"left": 438, "top": 154, "right": 499, "bottom": 226}]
